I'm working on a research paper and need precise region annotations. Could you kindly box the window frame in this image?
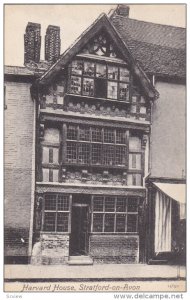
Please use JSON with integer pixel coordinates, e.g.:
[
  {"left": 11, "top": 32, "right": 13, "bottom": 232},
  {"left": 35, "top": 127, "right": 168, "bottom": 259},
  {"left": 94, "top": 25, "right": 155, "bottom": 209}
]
[
  {"left": 68, "top": 59, "right": 131, "bottom": 102},
  {"left": 65, "top": 125, "right": 128, "bottom": 168},
  {"left": 91, "top": 195, "right": 139, "bottom": 234},
  {"left": 42, "top": 194, "right": 72, "bottom": 233}
]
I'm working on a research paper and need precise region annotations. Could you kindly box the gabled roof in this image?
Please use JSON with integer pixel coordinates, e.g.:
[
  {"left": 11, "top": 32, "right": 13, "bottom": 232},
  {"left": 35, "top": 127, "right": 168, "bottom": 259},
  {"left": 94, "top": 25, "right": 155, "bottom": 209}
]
[
  {"left": 110, "top": 14, "right": 186, "bottom": 78},
  {"left": 39, "top": 13, "right": 158, "bottom": 100}
]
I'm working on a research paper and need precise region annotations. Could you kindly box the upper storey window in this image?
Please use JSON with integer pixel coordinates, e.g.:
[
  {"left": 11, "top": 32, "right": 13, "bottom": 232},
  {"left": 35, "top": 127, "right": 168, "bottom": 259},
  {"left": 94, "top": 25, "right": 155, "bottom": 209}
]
[{"left": 68, "top": 60, "right": 130, "bottom": 102}]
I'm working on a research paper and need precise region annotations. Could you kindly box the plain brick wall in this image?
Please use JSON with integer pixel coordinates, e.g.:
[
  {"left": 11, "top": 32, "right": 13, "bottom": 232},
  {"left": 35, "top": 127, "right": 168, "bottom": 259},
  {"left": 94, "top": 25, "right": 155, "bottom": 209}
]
[
  {"left": 5, "top": 81, "right": 34, "bottom": 257},
  {"left": 90, "top": 235, "right": 139, "bottom": 263}
]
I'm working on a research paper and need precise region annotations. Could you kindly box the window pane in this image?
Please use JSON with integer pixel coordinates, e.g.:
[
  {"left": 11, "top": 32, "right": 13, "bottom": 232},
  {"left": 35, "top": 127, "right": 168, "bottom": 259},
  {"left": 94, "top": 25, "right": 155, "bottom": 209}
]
[
  {"left": 103, "top": 145, "right": 115, "bottom": 166},
  {"left": 84, "top": 61, "right": 95, "bottom": 77},
  {"left": 108, "top": 66, "right": 118, "bottom": 80},
  {"left": 70, "top": 76, "right": 81, "bottom": 94},
  {"left": 67, "top": 142, "right": 77, "bottom": 163},
  {"left": 67, "top": 125, "right": 77, "bottom": 140},
  {"left": 128, "top": 198, "right": 138, "bottom": 212},
  {"left": 42, "top": 147, "right": 49, "bottom": 164},
  {"left": 42, "top": 168, "right": 49, "bottom": 182},
  {"left": 119, "top": 83, "right": 129, "bottom": 101},
  {"left": 129, "top": 136, "right": 141, "bottom": 151},
  {"left": 93, "top": 214, "right": 103, "bottom": 232},
  {"left": 45, "top": 195, "right": 56, "bottom": 210},
  {"left": 57, "top": 195, "right": 69, "bottom": 211},
  {"left": 96, "top": 63, "right": 106, "bottom": 78},
  {"left": 92, "top": 144, "right": 102, "bottom": 165},
  {"left": 92, "top": 127, "right": 102, "bottom": 142},
  {"left": 127, "top": 214, "right": 138, "bottom": 232},
  {"left": 107, "top": 81, "right": 117, "bottom": 99},
  {"left": 131, "top": 105, "right": 137, "bottom": 113},
  {"left": 105, "top": 197, "right": 115, "bottom": 212},
  {"left": 116, "top": 130, "right": 126, "bottom": 144},
  {"left": 116, "top": 214, "right": 126, "bottom": 232},
  {"left": 104, "top": 214, "right": 115, "bottom": 232},
  {"left": 93, "top": 197, "right": 104, "bottom": 211},
  {"left": 115, "top": 146, "right": 126, "bottom": 166},
  {"left": 104, "top": 128, "right": 114, "bottom": 143},
  {"left": 82, "top": 78, "right": 94, "bottom": 96},
  {"left": 78, "top": 143, "right": 90, "bottom": 164},
  {"left": 79, "top": 127, "right": 90, "bottom": 141},
  {"left": 71, "top": 60, "right": 83, "bottom": 75},
  {"left": 44, "top": 212, "right": 56, "bottom": 231},
  {"left": 120, "top": 67, "right": 129, "bottom": 82},
  {"left": 116, "top": 197, "right": 126, "bottom": 212},
  {"left": 57, "top": 212, "right": 69, "bottom": 232}
]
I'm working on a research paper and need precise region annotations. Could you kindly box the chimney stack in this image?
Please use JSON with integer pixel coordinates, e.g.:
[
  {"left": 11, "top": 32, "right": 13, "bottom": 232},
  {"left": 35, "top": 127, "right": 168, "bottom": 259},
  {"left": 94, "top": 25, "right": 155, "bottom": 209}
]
[
  {"left": 24, "top": 22, "right": 41, "bottom": 64},
  {"left": 45, "top": 25, "right": 61, "bottom": 63},
  {"left": 116, "top": 4, "right": 130, "bottom": 17}
]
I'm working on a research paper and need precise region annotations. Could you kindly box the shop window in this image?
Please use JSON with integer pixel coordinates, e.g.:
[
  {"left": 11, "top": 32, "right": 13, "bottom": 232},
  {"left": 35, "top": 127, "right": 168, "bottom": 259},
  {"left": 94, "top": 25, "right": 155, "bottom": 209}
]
[
  {"left": 93, "top": 214, "right": 103, "bottom": 232},
  {"left": 92, "top": 196, "right": 139, "bottom": 233},
  {"left": 116, "top": 214, "right": 126, "bottom": 232},
  {"left": 127, "top": 214, "right": 138, "bottom": 232},
  {"left": 43, "top": 194, "right": 70, "bottom": 232},
  {"left": 104, "top": 214, "right": 115, "bottom": 232}
]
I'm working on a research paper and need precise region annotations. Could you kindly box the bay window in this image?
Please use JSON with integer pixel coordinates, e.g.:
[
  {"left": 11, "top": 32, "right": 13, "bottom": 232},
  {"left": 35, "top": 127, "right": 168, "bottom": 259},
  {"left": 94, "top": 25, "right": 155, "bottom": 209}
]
[{"left": 66, "top": 125, "right": 127, "bottom": 167}]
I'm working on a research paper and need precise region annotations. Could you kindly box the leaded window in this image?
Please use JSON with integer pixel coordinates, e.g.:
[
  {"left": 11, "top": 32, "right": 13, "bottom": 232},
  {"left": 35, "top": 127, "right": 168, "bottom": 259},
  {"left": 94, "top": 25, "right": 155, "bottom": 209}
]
[
  {"left": 43, "top": 194, "right": 71, "bottom": 232},
  {"left": 92, "top": 196, "right": 139, "bottom": 233},
  {"left": 64, "top": 125, "right": 143, "bottom": 173},
  {"left": 68, "top": 59, "right": 130, "bottom": 102}
]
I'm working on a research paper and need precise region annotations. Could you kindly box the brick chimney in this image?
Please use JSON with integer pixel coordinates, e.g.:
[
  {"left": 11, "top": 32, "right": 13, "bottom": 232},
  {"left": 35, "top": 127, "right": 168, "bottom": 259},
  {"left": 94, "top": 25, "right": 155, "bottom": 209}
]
[
  {"left": 45, "top": 25, "right": 61, "bottom": 63},
  {"left": 24, "top": 22, "right": 41, "bottom": 64},
  {"left": 116, "top": 4, "right": 130, "bottom": 17}
]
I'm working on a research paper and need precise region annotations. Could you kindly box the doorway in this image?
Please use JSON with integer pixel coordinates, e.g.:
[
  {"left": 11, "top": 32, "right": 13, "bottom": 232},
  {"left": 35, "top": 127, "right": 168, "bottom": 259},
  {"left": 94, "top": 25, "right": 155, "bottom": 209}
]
[{"left": 69, "top": 196, "right": 90, "bottom": 256}]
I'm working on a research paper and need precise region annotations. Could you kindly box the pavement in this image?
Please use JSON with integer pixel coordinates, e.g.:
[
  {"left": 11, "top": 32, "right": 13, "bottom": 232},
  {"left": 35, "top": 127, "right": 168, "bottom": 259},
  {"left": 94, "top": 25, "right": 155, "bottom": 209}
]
[{"left": 4, "top": 264, "right": 186, "bottom": 281}]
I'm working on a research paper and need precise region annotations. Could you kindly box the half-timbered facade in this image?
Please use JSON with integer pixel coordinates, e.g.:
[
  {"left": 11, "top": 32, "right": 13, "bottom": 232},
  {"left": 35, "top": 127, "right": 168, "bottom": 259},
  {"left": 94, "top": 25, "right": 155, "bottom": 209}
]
[{"left": 4, "top": 5, "right": 186, "bottom": 265}]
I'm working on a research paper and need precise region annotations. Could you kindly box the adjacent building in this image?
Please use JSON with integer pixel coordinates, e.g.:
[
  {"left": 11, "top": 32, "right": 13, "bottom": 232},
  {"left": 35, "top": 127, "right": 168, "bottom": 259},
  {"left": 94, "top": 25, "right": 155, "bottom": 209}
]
[{"left": 4, "top": 5, "right": 186, "bottom": 265}]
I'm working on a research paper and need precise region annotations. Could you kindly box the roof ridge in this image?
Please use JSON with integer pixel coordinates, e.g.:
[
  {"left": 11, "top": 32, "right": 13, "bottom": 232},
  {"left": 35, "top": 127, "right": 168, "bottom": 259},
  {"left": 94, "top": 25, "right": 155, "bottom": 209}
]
[{"left": 112, "top": 14, "right": 186, "bottom": 30}]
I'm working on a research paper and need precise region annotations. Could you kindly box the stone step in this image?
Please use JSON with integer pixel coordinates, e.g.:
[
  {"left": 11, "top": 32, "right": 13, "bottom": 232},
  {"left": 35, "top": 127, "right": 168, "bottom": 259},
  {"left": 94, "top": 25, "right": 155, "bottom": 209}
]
[{"left": 68, "top": 256, "right": 93, "bottom": 265}]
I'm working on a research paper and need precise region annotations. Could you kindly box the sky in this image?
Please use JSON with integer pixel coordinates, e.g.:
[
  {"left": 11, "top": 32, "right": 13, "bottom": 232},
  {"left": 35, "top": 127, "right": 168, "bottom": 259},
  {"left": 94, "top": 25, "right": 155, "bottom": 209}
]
[{"left": 4, "top": 4, "right": 186, "bottom": 67}]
